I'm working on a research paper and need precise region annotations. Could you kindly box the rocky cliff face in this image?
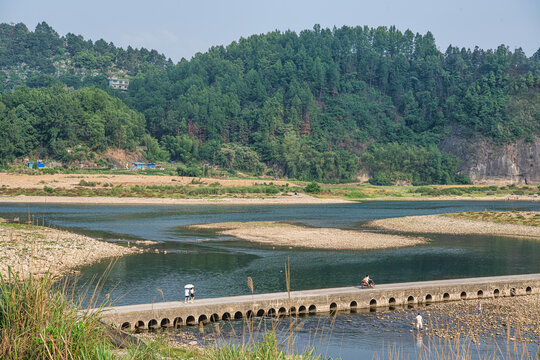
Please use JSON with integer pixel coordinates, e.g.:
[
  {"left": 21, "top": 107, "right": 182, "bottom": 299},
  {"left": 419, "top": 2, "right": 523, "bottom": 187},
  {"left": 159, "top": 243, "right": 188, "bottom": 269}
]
[{"left": 440, "top": 135, "right": 539, "bottom": 185}]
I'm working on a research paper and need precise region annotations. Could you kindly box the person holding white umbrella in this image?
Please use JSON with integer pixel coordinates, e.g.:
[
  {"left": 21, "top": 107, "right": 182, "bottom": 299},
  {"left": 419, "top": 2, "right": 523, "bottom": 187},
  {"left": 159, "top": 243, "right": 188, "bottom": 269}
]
[{"left": 184, "top": 284, "right": 194, "bottom": 303}]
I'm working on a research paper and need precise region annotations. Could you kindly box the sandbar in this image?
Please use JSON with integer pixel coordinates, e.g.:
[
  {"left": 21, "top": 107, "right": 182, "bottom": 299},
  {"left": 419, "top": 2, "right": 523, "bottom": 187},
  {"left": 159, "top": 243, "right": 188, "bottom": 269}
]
[
  {"left": 189, "top": 221, "right": 425, "bottom": 250},
  {"left": 367, "top": 213, "right": 540, "bottom": 239}
]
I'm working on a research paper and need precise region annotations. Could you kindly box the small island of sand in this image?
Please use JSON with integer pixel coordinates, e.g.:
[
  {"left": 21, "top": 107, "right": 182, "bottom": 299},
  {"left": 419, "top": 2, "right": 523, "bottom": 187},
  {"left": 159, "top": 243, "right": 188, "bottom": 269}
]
[
  {"left": 188, "top": 221, "right": 425, "bottom": 250},
  {"left": 367, "top": 211, "right": 540, "bottom": 239},
  {"left": 0, "top": 219, "right": 141, "bottom": 278}
]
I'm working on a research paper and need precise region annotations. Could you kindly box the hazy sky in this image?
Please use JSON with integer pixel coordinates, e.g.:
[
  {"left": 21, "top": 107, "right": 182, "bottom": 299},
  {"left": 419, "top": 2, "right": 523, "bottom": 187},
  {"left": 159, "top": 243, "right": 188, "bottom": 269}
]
[{"left": 1, "top": 0, "right": 539, "bottom": 62}]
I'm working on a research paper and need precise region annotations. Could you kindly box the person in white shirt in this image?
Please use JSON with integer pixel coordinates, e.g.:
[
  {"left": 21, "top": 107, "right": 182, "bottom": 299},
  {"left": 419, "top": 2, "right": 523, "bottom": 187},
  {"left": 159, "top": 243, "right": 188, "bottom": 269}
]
[
  {"left": 415, "top": 313, "right": 423, "bottom": 331},
  {"left": 184, "top": 287, "right": 190, "bottom": 303}
]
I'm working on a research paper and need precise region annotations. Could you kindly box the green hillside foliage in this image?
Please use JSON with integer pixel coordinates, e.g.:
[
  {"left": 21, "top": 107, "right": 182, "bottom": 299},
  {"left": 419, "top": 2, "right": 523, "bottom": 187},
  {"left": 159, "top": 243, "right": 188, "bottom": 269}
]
[
  {"left": 0, "top": 85, "right": 145, "bottom": 165},
  {"left": 119, "top": 25, "right": 539, "bottom": 181},
  {"left": 1, "top": 23, "right": 539, "bottom": 182},
  {"left": 0, "top": 22, "right": 169, "bottom": 90}
]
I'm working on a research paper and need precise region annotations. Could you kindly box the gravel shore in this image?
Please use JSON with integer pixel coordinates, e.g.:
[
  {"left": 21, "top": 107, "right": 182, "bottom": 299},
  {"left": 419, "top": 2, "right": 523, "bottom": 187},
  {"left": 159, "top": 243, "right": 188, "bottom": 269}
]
[
  {"left": 367, "top": 214, "right": 540, "bottom": 239},
  {"left": 189, "top": 221, "right": 425, "bottom": 250},
  {"left": 0, "top": 220, "right": 141, "bottom": 278},
  {"left": 376, "top": 294, "right": 540, "bottom": 346}
]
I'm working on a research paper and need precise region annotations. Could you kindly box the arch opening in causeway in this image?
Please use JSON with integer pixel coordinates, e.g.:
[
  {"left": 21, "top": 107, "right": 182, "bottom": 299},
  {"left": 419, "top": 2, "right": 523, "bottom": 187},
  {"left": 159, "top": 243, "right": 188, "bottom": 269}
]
[
  {"left": 173, "top": 317, "right": 183, "bottom": 328},
  {"left": 148, "top": 319, "right": 158, "bottom": 330}
]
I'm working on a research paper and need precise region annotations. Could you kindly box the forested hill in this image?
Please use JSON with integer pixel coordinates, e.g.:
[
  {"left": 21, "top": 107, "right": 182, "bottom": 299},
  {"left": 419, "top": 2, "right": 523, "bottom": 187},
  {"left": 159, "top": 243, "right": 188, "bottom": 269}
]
[
  {"left": 0, "top": 85, "right": 146, "bottom": 165},
  {"left": 1, "top": 23, "right": 539, "bottom": 184},
  {"left": 0, "top": 22, "right": 170, "bottom": 90},
  {"left": 122, "top": 25, "right": 540, "bottom": 183}
]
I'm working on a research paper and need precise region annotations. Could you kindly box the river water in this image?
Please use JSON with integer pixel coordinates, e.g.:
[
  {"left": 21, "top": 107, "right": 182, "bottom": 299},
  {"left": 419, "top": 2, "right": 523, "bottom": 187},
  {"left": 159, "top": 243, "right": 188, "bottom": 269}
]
[{"left": 1, "top": 200, "right": 539, "bottom": 358}]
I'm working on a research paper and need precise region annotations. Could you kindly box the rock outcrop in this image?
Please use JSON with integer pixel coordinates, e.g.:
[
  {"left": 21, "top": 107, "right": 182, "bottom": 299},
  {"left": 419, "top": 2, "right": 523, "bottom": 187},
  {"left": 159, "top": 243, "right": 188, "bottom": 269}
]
[{"left": 441, "top": 134, "right": 539, "bottom": 185}]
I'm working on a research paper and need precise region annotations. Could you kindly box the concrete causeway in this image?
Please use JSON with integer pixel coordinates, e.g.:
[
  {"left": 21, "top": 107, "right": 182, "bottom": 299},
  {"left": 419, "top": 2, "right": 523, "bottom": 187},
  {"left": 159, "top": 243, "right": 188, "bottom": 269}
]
[{"left": 97, "top": 273, "right": 540, "bottom": 330}]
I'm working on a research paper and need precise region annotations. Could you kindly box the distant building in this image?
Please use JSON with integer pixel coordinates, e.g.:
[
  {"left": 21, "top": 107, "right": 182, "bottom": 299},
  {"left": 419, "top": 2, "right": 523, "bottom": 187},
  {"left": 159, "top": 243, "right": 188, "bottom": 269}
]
[
  {"left": 108, "top": 77, "right": 129, "bottom": 91},
  {"left": 132, "top": 162, "right": 155, "bottom": 170},
  {"left": 28, "top": 162, "right": 45, "bottom": 169}
]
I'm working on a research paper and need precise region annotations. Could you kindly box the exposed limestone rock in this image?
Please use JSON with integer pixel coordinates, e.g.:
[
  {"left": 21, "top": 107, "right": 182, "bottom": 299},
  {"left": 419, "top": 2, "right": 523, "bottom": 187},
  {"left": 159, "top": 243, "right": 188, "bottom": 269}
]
[{"left": 440, "top": 133, "right": 539, "bottom": 185}]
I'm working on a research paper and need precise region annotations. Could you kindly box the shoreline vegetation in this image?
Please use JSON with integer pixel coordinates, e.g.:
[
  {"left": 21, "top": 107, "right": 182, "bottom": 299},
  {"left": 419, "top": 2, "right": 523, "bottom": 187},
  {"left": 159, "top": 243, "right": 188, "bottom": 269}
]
[
  {"left": 188, "top": 221, "right": 425, "bottom": 250},
  {"left": 367, "top": 211, "right": 540, "bottom": 240},
  {"left": 0, "top": 194, "right": 351, "bottom": 205},
  {"left": 1, "top": 172, "right": 539, "bottom": 205},
  {"left": 0, "top": 219, "right": 141, "bottom": 279}
]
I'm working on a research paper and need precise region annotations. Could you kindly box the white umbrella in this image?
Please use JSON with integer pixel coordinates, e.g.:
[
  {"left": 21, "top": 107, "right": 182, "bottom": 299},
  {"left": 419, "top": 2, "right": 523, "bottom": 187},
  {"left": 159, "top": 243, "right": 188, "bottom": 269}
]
[{"left": 184, "top": 284, "right": 194, "bottom": 289}]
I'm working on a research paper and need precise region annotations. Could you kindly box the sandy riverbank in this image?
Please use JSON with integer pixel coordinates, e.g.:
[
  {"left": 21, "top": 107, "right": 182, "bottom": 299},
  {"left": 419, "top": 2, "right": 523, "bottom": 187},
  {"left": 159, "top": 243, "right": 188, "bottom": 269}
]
[
  {"left": 188, "top": 221, "right": 425, "bottom": 250},
  {"left": 367, "top": 212, "right": 540, "bottom": 239},
  {"left": 0, "top": 172, "right": 297, "bottom": 188},
  {"left": 1, "top": 193, "right": 537, "bottom": 205},
  {"left": 0, "top": 194, "right": 352, "bottom": 205},
  {"left": 359, "top": 195, "right": 539, "bottom": 202},
  {"left": 0, "top": 220, "right": 142, "bottom": 278}
]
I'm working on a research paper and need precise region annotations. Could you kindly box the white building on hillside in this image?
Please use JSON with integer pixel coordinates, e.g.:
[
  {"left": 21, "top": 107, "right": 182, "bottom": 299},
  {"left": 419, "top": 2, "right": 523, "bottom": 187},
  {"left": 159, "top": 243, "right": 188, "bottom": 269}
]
[{"left": 108, "top": 77, "right": 129, "bottom": 91}]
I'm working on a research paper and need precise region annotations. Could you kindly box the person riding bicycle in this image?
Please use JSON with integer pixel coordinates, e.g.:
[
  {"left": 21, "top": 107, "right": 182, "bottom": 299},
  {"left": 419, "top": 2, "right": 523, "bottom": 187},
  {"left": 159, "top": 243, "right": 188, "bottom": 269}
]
[{"left": 362, "top": 274, "right": 375, "bottom": 288}]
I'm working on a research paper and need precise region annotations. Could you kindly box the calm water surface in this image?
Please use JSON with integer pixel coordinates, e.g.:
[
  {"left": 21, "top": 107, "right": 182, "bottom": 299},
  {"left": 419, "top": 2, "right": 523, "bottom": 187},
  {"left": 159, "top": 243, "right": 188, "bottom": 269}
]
[{"left": 1, "top": 200, "right": 538, "bottom": 359}]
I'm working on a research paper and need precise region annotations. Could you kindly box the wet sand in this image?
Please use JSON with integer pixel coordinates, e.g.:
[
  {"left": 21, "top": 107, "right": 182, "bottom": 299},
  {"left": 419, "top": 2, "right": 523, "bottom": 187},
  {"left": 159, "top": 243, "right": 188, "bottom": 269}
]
[
  {"left": 367, "top": 214, "right": 540, "bottom": 240},
  {"left": 189, "top": 221, "right": 425, "bottom": 250},
  {"left": 0, "top": 220, "right": 141, "bottom": 278}
]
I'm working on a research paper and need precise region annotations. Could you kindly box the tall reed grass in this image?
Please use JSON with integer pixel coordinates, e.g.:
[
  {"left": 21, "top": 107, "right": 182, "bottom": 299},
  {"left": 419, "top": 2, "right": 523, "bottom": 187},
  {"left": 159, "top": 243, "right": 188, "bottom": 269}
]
[{"left": 0, "top": 268, "right": 114, "bottom": 359}]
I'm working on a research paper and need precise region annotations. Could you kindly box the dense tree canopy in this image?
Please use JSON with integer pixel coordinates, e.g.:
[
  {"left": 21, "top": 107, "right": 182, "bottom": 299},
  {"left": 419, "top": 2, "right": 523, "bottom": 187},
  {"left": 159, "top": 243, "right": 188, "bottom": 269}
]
[
  {"left": 0, "top": 22, "right": 170, "bottom": 91},
  {"left": 0, "top": 85, "right": 145, "bottom": 165},
  {"left": 119, "top": 25, "right": 538, "bottom": 181},
  {"left": 1, "top": 23, "right": 538, "bottom": 182}
]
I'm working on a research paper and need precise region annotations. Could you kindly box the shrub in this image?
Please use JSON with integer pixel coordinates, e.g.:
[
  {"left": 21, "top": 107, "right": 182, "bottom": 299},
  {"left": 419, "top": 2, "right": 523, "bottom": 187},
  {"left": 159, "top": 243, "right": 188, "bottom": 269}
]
[
  {"left": 305, "top": 181, "right": 321, "bottom": 193},
  {"left": 78, "top": 180, "right": 97, "bottom": 187},
  {"left": 455, "top": 173, "right": 472, "bottom": 185},
  {"left": 176, "top": 165, "right": 201, "bottom": 177},
  {"left": 368, "top": 172, "right": 393, "bottom": 186},
  {"left": 43, "top": 186, "right": 56, "bottom": 194}
]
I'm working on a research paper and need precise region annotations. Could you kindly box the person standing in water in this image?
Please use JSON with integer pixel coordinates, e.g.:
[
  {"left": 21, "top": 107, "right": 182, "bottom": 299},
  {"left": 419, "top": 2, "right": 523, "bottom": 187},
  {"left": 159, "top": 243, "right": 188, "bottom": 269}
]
[{"left": 415, "top": 313, "right": 423, "bottom": 331}]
